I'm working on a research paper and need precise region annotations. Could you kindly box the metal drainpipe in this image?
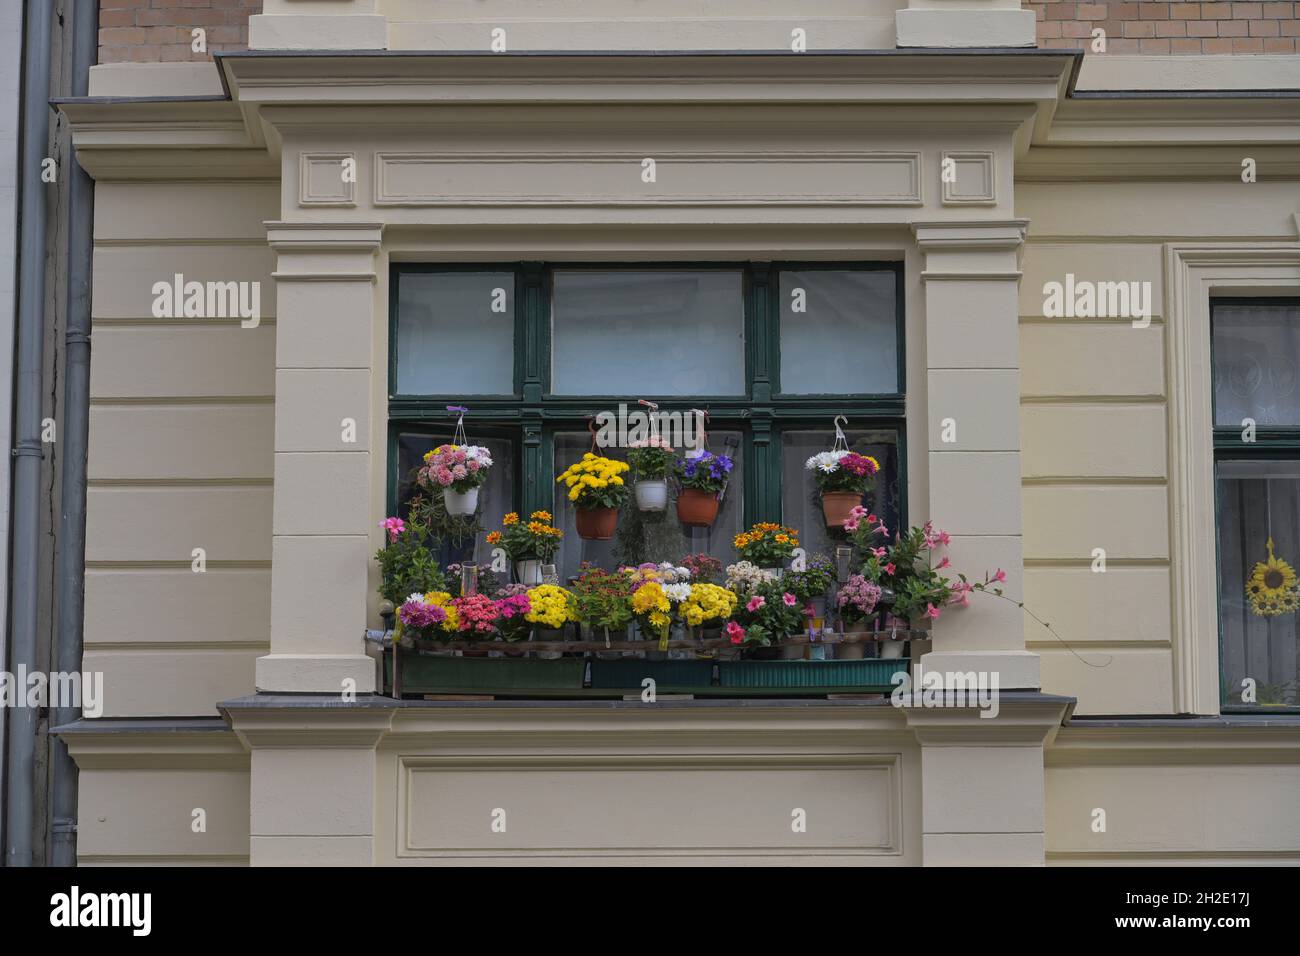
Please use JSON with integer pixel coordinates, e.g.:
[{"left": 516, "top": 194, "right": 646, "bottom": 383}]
[
  {"left": 50, "top": 0, "right": 97, "bottom": 868},
  {"left": 5, "top": 0, "right": 55, "bottom": 869}
]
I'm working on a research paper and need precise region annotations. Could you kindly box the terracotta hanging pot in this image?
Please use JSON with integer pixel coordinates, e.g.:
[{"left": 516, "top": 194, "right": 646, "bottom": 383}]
[
  {"left": 820, "top": 491, "right": 862, "bottom": 529},
  {"left": 676, "top": 488, "right": 720, "bottom": 528},
  {"left": 575, "top": 506, "right": 618, "bottom": 540}
]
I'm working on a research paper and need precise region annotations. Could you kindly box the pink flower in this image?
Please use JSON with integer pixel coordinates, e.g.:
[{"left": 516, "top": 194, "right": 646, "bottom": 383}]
[
  {"left": 436, "top": 468, "right": 453, "bottom": 487},
  {"left": 992, "top": 568, "right": 1007, "bottom": 584},
  {"left": 924, "top": 603, "right": 941, "bottom": 620},
  {"left": 725, "top": 621, "right": 746, "bottom": 645},
  {"left": 782, "top": 592, "right": 797, "bottom": 607},
  {"left": 379, "top": 516, "right": 405, "bottom": 543},
  {"left": 452, "top": 464, "right": 468, "bottom": 480},
  {"left": 937, "top": 557, "right": 950, "bottom": 569},
  {"left": 849, "top": 505, "right": 868, "bottom": 519},
  {"left": 871, "top": 547, "right": 887, "bottom": 558},
  {"left": 937, "top": 530, "right": 951, "bottom": 546},
  {"left": 843, "top": 518, "right": 860, "bottom": 532},
  {"left": 467, "top": 459, "right": 480, "bottom": 472},
  {"left": 746, "top": 595, "right": 765, "bottom": 612},
  {"left": 884, "top": 563, "right": 896, "bottom": 576},
  {"left": 874, "top": 521, "right": 888, "bottom": 535}
]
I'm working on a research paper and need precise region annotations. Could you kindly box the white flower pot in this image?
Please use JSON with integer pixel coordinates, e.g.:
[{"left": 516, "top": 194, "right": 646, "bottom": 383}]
[
  {"left": 634, "top": 478, "right": 669, "bottom": 512},
  {"left": 879, "top": 640, "right": 905, "bottom": 659},
  {"left": 514, "top": 559, "right": 542, "bottom": 586},
  {"left": 443, "top": 486, "right": 478, "bottom": 516}
]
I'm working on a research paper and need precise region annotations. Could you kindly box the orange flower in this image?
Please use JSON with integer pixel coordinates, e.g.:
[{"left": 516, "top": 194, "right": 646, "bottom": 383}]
[
  {"left": 486, "top": 531, "right": 502, "bottom": 544},
  {"left": 502, "top": 512, "right": 519, "bottom": 525}
]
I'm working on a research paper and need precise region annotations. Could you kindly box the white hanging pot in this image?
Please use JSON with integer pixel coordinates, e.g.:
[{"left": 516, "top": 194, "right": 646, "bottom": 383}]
[
  {"left": 879, "top": 640, "right": 905, "bottom": 659},
  {"left": 443, "top": 486, "right": 479, "bottom": 516},
  {"left": 634, "top": 478, "right": 669, "bottom": 512}
]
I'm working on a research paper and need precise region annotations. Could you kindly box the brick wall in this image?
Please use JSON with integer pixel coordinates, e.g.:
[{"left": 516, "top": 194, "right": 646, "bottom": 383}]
[
  {"left": 97, "top": 0, "right": 1297, "bottom": 62},
  {"left": 1032, "top": 1, "right": 1299, "bottom": 53},
  {"left": 98, "top": 0, "right": 260, "bottom": 64}
]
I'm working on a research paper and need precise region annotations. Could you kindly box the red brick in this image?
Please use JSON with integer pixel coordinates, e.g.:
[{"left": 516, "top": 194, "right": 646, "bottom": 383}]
[
  {"left": 206, "top": 24, "right": 242, "bottom": 43},
  {"left": 1201, "top": 35, "right": 1234, "bottom": 50},
  {"left": 1109, "top": 1, "right": 1140, "bottom": 14},
  {"left": 1261, "top": 2, "right": 1293, "bottom": 15},
  {"left": 1282, "top": 19, "right": 1300, "bottom": 34},
  {"left": 1040, "top": 37, "right": 1082, "bottom": 48},
  {"left": 1038, "top": 21, "right": 1064, "bottom": 37},
  {"left": 1186, "top": 19, "right": 1218, "bottom": 35},
  {"left": 1157, "top": 19, "right": 1188, "bottom": 33},
  {"left": 1138, "top": 3, "right": 1171, "bottom": 18},
  {"left": 1200, "top": 2, "right": 1231, "bottom": 15},
  {"left": 140, "top": 25, "right": 190, "bottom": 44},
  {"left": 1125, "top": 19, "right": 1157, "bottom": 34},
  {"left": 1026, "top": 1, "right": 1048, "bottom": 17},
  {"left": 98, "top": 9, "right": 138, "bottom": 27},
  {"left": 1064, "top": 20, "right": 1096, "bottom": 36},
  {"left": 1262, "top": 36, "right": 1296, "bottom": 50},
  {"left": 98, "top": 26, "right": 147, "bottom": 44},
  {"left": 1106, "top": 37, "right": 1143, "bottom": 51},
  {"left": 1170, "top": 36, "right": 1204, "bottom": 50},
  {"left": 1217, "top": 18, "right": 1249, "bottom": 34},
  {"left": 1046, "top": 3, "right": 1077, "bottom": 18},
  {"left": 1139, "top": 36, "right": 1173, "bottom": 50},
  {"left": 1249, "top": 19, "right": 1281, "bottom": 35},
  {"left": 1231, "top": 36, "right": 1265, "bottom": 50},
  {"left": 1077, "top": 2, "right": 1109, "bottom": 16},
  {"left": 1231, "top": 3, "right": 1264, "bottom": 16},
  {"left": 1170, "top": 2, "right": 1200, "bottom": 15}
]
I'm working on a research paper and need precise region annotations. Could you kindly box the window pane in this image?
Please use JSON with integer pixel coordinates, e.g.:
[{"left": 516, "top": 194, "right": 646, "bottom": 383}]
[
  {"left": 1217, "top": 458, "right": 1300, "bottom": 709},
  {"left": 552, "top": 431, "right": 744, "bottom": 584},
  {"left": 396, "top": 431, "right": 515, "bottom": 567},
  {"left": 779, "top": 270, "right": 898, "bottom": 394},
  {"left": 395, "top": 273, "right": 514, "bottom": 395},
  {"left": 781, "top": 429, "right": 902, "bottom": 561},
  {"left": 550, "top": 271, "right": 745, "bottom": 395},
  {"left": 1213, "top": 301, "right": 1300, "bottom": 427}
]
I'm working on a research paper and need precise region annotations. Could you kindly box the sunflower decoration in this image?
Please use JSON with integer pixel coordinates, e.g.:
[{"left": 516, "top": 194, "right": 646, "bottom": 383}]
[{"left": 1246, "top": 537, "right": 1300, "bottom": 617}]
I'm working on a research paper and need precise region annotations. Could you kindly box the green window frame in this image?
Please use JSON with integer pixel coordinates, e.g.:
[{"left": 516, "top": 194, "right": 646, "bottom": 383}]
[
  {"left": 1212, "top": 295, "right": 1300, "bottom": 714},
  {"left": 387, "top": 261, "right": 907, "bottom": 545}
]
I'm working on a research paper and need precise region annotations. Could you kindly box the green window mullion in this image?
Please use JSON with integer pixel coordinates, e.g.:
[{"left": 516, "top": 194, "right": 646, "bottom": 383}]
[
  {"left": 521, "top": 262, "right": 547, "bottom": 403},
  {"left": 748, "top": 262, "right": 774, "bottom": 403}
]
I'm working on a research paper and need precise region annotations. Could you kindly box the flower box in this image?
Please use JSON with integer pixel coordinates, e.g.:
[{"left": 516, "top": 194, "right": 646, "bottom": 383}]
[
  {"left": 385, "top": 650, "right": 584, "bottom": 696},
  {"left": 588, "top": 658, "right": 715, "bottom": 690},
  {"left": 717, "top": 658, "right": 908, "bottom": 692}
]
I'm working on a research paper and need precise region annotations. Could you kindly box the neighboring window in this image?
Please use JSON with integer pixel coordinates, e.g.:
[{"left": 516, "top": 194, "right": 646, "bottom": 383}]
[
  {"left": 389, "top": 263, "right": 905, "bottom": 581},
  {"left": 1213, "top": 298, "right": 1300, "bottom": 712}
]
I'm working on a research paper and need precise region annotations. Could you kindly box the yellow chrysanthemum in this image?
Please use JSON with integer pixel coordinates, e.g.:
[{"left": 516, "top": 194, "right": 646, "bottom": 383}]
[
  {"left": 1247, "top": 537, "right": 1300, "bottom": 617},
  {"left": 502, "top": 512, "right": 519, "bottom": 526}
]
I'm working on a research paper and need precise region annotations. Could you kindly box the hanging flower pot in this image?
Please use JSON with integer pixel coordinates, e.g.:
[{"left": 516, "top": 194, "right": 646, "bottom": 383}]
[
  {"left": 443, "top": 486, "right": 479, "bottom": 516},
  {"left": 557, "top": 451, "right": 630, "bottom": 540},
  {"left": 676, "top": 488, "right": 720, "bottom": 528},
  {"left": 820, "top": 490, "right": 862, "bottom": 529},
  {"left": 575, "top": 506, "right": 619, "bottom": 540},
  {"left": 627, "top": 433, "right": 675, "bottom": 513},
  {"left": 634, "top": 479, "right": 669, "bottom": 512},
  {"left": 416, "top": 409, "right": 493, "bottom": 519}
]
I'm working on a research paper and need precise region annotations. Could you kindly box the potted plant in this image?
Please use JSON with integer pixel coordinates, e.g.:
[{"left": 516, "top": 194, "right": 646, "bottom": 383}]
[
  {"left": 557, "top": 453, "right": 630, "bottom": 539},
  {"left": 572, "top": 566, "right": 635, "bottom": 649},
  {"left": 834, "top": 573, "right": 883, "bottom": 660},
  {"left": 486, "top": 510, "right": 563, "bottom": 586},
  {"left": 630, "top": 578, "right": 673, "bottom": 651},
  {"left": 805, "top": 450, "right": 880, "bottom": 529},
  {"left": 784, "top": 552, "right": 835, "bottom": 620},
  {"left": 418, "top": 443, "right": 494, "bottom": 516},
  {"left": 733, "top": 522, "right": 800, "bottom": 573},
  {"left": 677, "top": 582, "right": 738, "bottom": 640},
  {"left": 490, "top": 584, "right": 532, "bottom": 655},
  {"left": 681, "top": 552, "right": 723, "bottom": 585},
  {"left": 725, "top": 580, "right": 805, "bottom": 658},
  {"left": 375, "top": 512, "right": 449, "bottom": 608},
  {"left": 674, "top": 449, "right": 733, "bottom": 528},
  {"left": 627, "top": 437, "right": 675, "bottom": 512}
]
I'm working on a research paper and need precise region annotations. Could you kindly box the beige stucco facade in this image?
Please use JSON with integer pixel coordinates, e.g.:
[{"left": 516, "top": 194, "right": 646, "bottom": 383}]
[{"left": 55, "top": 0, "right": 1300, "bottom": 865}]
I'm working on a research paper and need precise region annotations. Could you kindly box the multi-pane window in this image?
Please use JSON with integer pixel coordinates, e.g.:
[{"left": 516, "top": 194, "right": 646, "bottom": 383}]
[
  {"left": 1213, "top": 299, "right": 1300, "bottom": 711},
  {"left": 389, "top": 262, "right": 905, "bottom": 583}
]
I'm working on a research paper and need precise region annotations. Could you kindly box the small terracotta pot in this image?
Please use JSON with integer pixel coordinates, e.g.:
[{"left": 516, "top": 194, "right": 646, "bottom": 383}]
[
  {"left": 820, "top": 490, "right": 863, "bottom": 529},
  {"left": 575, "top": 506, "right": 618, "bottom": 540},
  {"left": 676, "top": 488, "right": 720, "bottom": 528}
]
